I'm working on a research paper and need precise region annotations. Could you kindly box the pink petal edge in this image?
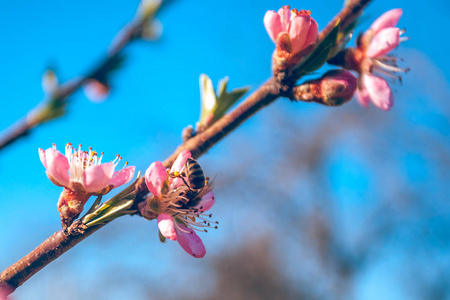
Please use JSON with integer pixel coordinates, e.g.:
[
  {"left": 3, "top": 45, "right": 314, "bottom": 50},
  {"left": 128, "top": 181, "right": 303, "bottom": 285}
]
[
  {"left": 366, "top": 27, "right": 400, "bottom": 58},
  {"left": 44, "top": 148, "right": 70, "bottom": 187},
  {"left": 370, "top": 8, "right": 403, "bottom": 33},
  {"left": 170, "top": 149, "right": 192, "bottom": 173},
  {"left": 363, "top": 74, "right": 393, "bottom": 111},
  {"left": 176, "top": 224, "right": 206, "bottom": 258},
  {"left": 145, "top": 161, "right": 167, "bottom": 197},
  {"left": 158, "top": 214, "right": 177, "bottom": 241},
  {"left": 83, "top": 162, "right": 115, "bottom": 193},
  {"left": 196, "top": 191, "right": 215, "bottom": 212},
  {"left": 169, "top": 150, "right": 192, "bottom": 187},
  {"left": 304, "top": 18, "right": 319, "bottom": 48},
  {"left": 278, "top": 6, "right": 291, "bottom": 32},
  {"left": 263, "top": 11, "right": 282, "bottom": 43},
  {"left": 355, "top": 88, "right": 371, "bottom": 107},
  {"left": 288, "top": 14, "right": 310, "bottom": 54},
  {"left": 38, "top": 148, "right": 47, "bottom": 168},
  {"left": 108, "top": 166, "right": 135, "bottom": 188}
]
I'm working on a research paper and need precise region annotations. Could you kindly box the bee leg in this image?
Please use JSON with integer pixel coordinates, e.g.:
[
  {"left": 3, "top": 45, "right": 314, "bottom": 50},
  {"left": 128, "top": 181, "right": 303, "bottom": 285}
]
[{"left": 180, "top": 176, "right": 190, "bottom": 188}]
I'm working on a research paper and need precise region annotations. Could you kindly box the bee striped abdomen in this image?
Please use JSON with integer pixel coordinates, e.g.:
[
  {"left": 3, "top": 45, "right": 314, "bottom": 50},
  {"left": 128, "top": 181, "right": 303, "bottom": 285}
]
[{"left": 185, "top": 158, "right": 205, "bottom": 191}]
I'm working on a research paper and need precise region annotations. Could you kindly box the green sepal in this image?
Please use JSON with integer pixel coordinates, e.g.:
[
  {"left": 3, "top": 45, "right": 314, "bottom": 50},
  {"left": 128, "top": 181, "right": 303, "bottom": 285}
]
[
  {"left": 294, "top": 20, "right": 341, "bottom": 77},
  {"left": 82, "top": 172, "right": 141, "bottom": 227},
  {"left": 158, "top": 230, "right": 166, "bottom": 243},
  {"left": 82, "top": 195, "right": 103, "bottom": 218},
  {"left": 148, "top": 196, "right": 160, "bottom": 215}
]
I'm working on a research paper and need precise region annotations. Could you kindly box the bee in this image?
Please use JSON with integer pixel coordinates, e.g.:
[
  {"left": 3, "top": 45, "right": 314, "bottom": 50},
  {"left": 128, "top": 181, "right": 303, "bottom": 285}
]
[
  {"left": 184, "top": 158, "right": 206, "bottom": 192},
  {"left": 169, "top": 158, "right": 211, "bottom": 207}
]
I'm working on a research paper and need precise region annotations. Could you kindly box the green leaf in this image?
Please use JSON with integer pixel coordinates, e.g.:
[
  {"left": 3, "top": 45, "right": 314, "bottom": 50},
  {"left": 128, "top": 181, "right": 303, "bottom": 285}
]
[
  {"left": 295, "top": 20, "right": 341, "bottom": 77},
  {"left": 199, "top": 74, "right": 217, "bottom": 125},
  {"left": 82, "top": 172, "right": 141, "bottom": 227},
  {"left": 199, "top": 74, "right": 249, "bottom": 126},
  {"left": 213, "top": 85, "right": 249, "bottom": 123}
]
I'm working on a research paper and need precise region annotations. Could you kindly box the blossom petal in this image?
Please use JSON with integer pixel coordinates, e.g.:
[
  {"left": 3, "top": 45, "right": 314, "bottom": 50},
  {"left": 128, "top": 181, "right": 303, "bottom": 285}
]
[
  {"left": 170, "top": 150, "right": 192, "bottom": 173},
  {"left": 304, "top": 17, "right": 319, "bottom": 48},
  {"left": 370, "top": 8, "right": 403, "bottom": 33},
  {"left": 363, "top": 74, "right": 393, "bottom": 111},
  {"left": 196, "top": 191, "right": 215, "bottom": 212},
  {"left": 43, "top": 148, "right": 70, "bottom": 187},
  {"left": 176, "top": 223, "right": 206, "bottom": 258},
  {"left": 158, "top": 214, "right": 177, "bottom": 241},
  {"left": 289, "top": 14, "right": 311, "bottom": 54},
  {"left": 263, "top": 11, "right": 282, "bottom": 43},
  {"left": 277, "top": 6, "right": 291, "bottom": 32},
  {"left": 355, "top": 88, "right": 371, "bottom": 108},
  {"left": 39, "top": 148, "right": 47, "bottom": 168},
  {"left": 83, "top": 162, "right": 115, "bottom": 193},
  {"left": 145, "top": 161, "right": 167, "bottom": 197},
  {"left": 108, "top": 166, "right": 135, "bottom": 189},
  {"left": 170, "top": 150, "right": 192, "bottom": 187},
  {"left": 366, "top": 28, "right": 400, "bottom": 58}
]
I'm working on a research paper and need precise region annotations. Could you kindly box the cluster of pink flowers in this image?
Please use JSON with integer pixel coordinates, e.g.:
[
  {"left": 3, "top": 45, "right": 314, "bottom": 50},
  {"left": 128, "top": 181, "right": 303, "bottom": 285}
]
[
  {"left": 264, "top": 6, "right": 318, "bottom": 56},
  {"left": 352, "top": 9, "right": 408, "bottom": 110},
  {"left": 39, "top": 143, "right": 135, "bottom": 226},
  {"left": 40, "top": 144, "right": 215, "bottom": 257},
  {"left": 139, "top": 150, "right": 216, "bottom": 258}
]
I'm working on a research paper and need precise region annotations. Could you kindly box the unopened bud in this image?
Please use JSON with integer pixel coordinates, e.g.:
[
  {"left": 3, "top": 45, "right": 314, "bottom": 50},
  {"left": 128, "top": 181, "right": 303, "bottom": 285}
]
[
  {"left": 83, "top": 79, "right": 110, "bottom": 103},
  {"left": 42, "top": 69, "right": 59, "bottom": 94},
  {"left": 292, "top": 70, "right": 357, "bottom": 106},
  {"left": 319, "top": 70, "right": 357, "bottom": 105},
  {"left": 264, "top": 7, "right": 319, "bottom": 80}
]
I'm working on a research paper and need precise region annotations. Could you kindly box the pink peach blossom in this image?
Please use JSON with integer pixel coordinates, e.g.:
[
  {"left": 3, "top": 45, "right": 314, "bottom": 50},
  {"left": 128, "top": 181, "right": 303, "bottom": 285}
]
[
  {"left": 39, "top": 143, "right": 135, "bottom": 194},
  {"left": 40, "top": 143, "right": 135, "bottom": 227},
  {"left": 141, "top": 150, "right": 217, "bottom": 258},
  {"left": 353, "top": 8, "right": 409, "bottom": 111},
  {"left": 264, "top": 6, "right": 318, "bottom": 55}
]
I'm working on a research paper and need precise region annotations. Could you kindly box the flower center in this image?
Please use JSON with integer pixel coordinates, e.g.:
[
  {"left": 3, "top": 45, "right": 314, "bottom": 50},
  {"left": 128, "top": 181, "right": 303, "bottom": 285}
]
[
  {"left": 156, "top": 185, "right": 218, "bottom": 234},
  {"left": 60, "top": 143, "right": 119, "bottom": 184}
]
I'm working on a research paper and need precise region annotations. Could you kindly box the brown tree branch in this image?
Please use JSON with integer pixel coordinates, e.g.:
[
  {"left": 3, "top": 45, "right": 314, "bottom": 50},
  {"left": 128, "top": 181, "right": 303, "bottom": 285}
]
[
  {"left": 0, "top": 0, "right": 372, "bottom": 295},
  {"left": 0, "top": 78, "right": 282, "bottom": 294},
  {"left": 319, "top": 0, "right": 371, "bottom": 41}
]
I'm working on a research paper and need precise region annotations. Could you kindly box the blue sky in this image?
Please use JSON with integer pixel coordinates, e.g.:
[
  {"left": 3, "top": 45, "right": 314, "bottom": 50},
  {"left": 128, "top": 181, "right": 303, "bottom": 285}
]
[{"left": 1, "top": 0, "right": 449, "bottom": 299}]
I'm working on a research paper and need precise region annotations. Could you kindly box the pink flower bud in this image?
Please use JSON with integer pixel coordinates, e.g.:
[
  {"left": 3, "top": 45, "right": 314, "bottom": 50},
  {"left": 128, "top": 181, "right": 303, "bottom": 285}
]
[
  {"left": 264, "top": 6, "right": 318, "bottom": 56},
  {"left": 83, "top": 79, "right": 110, "bottom": 103},
  {"left": 370, "top": 8, "right": 403, "bottom": 34},
  {"left": 292, "top": 70, "right": 357, "bottom": 106},
  {"left": 320, "top": 70, "right": 357, "bottom": 105}
]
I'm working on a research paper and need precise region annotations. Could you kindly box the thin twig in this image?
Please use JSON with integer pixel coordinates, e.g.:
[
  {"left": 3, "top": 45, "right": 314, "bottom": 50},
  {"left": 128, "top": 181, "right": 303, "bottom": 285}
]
[
  {"left": 0, "top": 0, "right": 372, "bottom": 294},
  {"left": 0, "top": 3, "right": 156, "bottom": 152}
]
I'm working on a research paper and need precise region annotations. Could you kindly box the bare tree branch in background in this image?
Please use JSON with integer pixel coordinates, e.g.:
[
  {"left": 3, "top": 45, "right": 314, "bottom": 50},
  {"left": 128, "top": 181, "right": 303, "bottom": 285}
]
[{"left": 0, "top": 0, "right": 168, "bottom": 151}]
